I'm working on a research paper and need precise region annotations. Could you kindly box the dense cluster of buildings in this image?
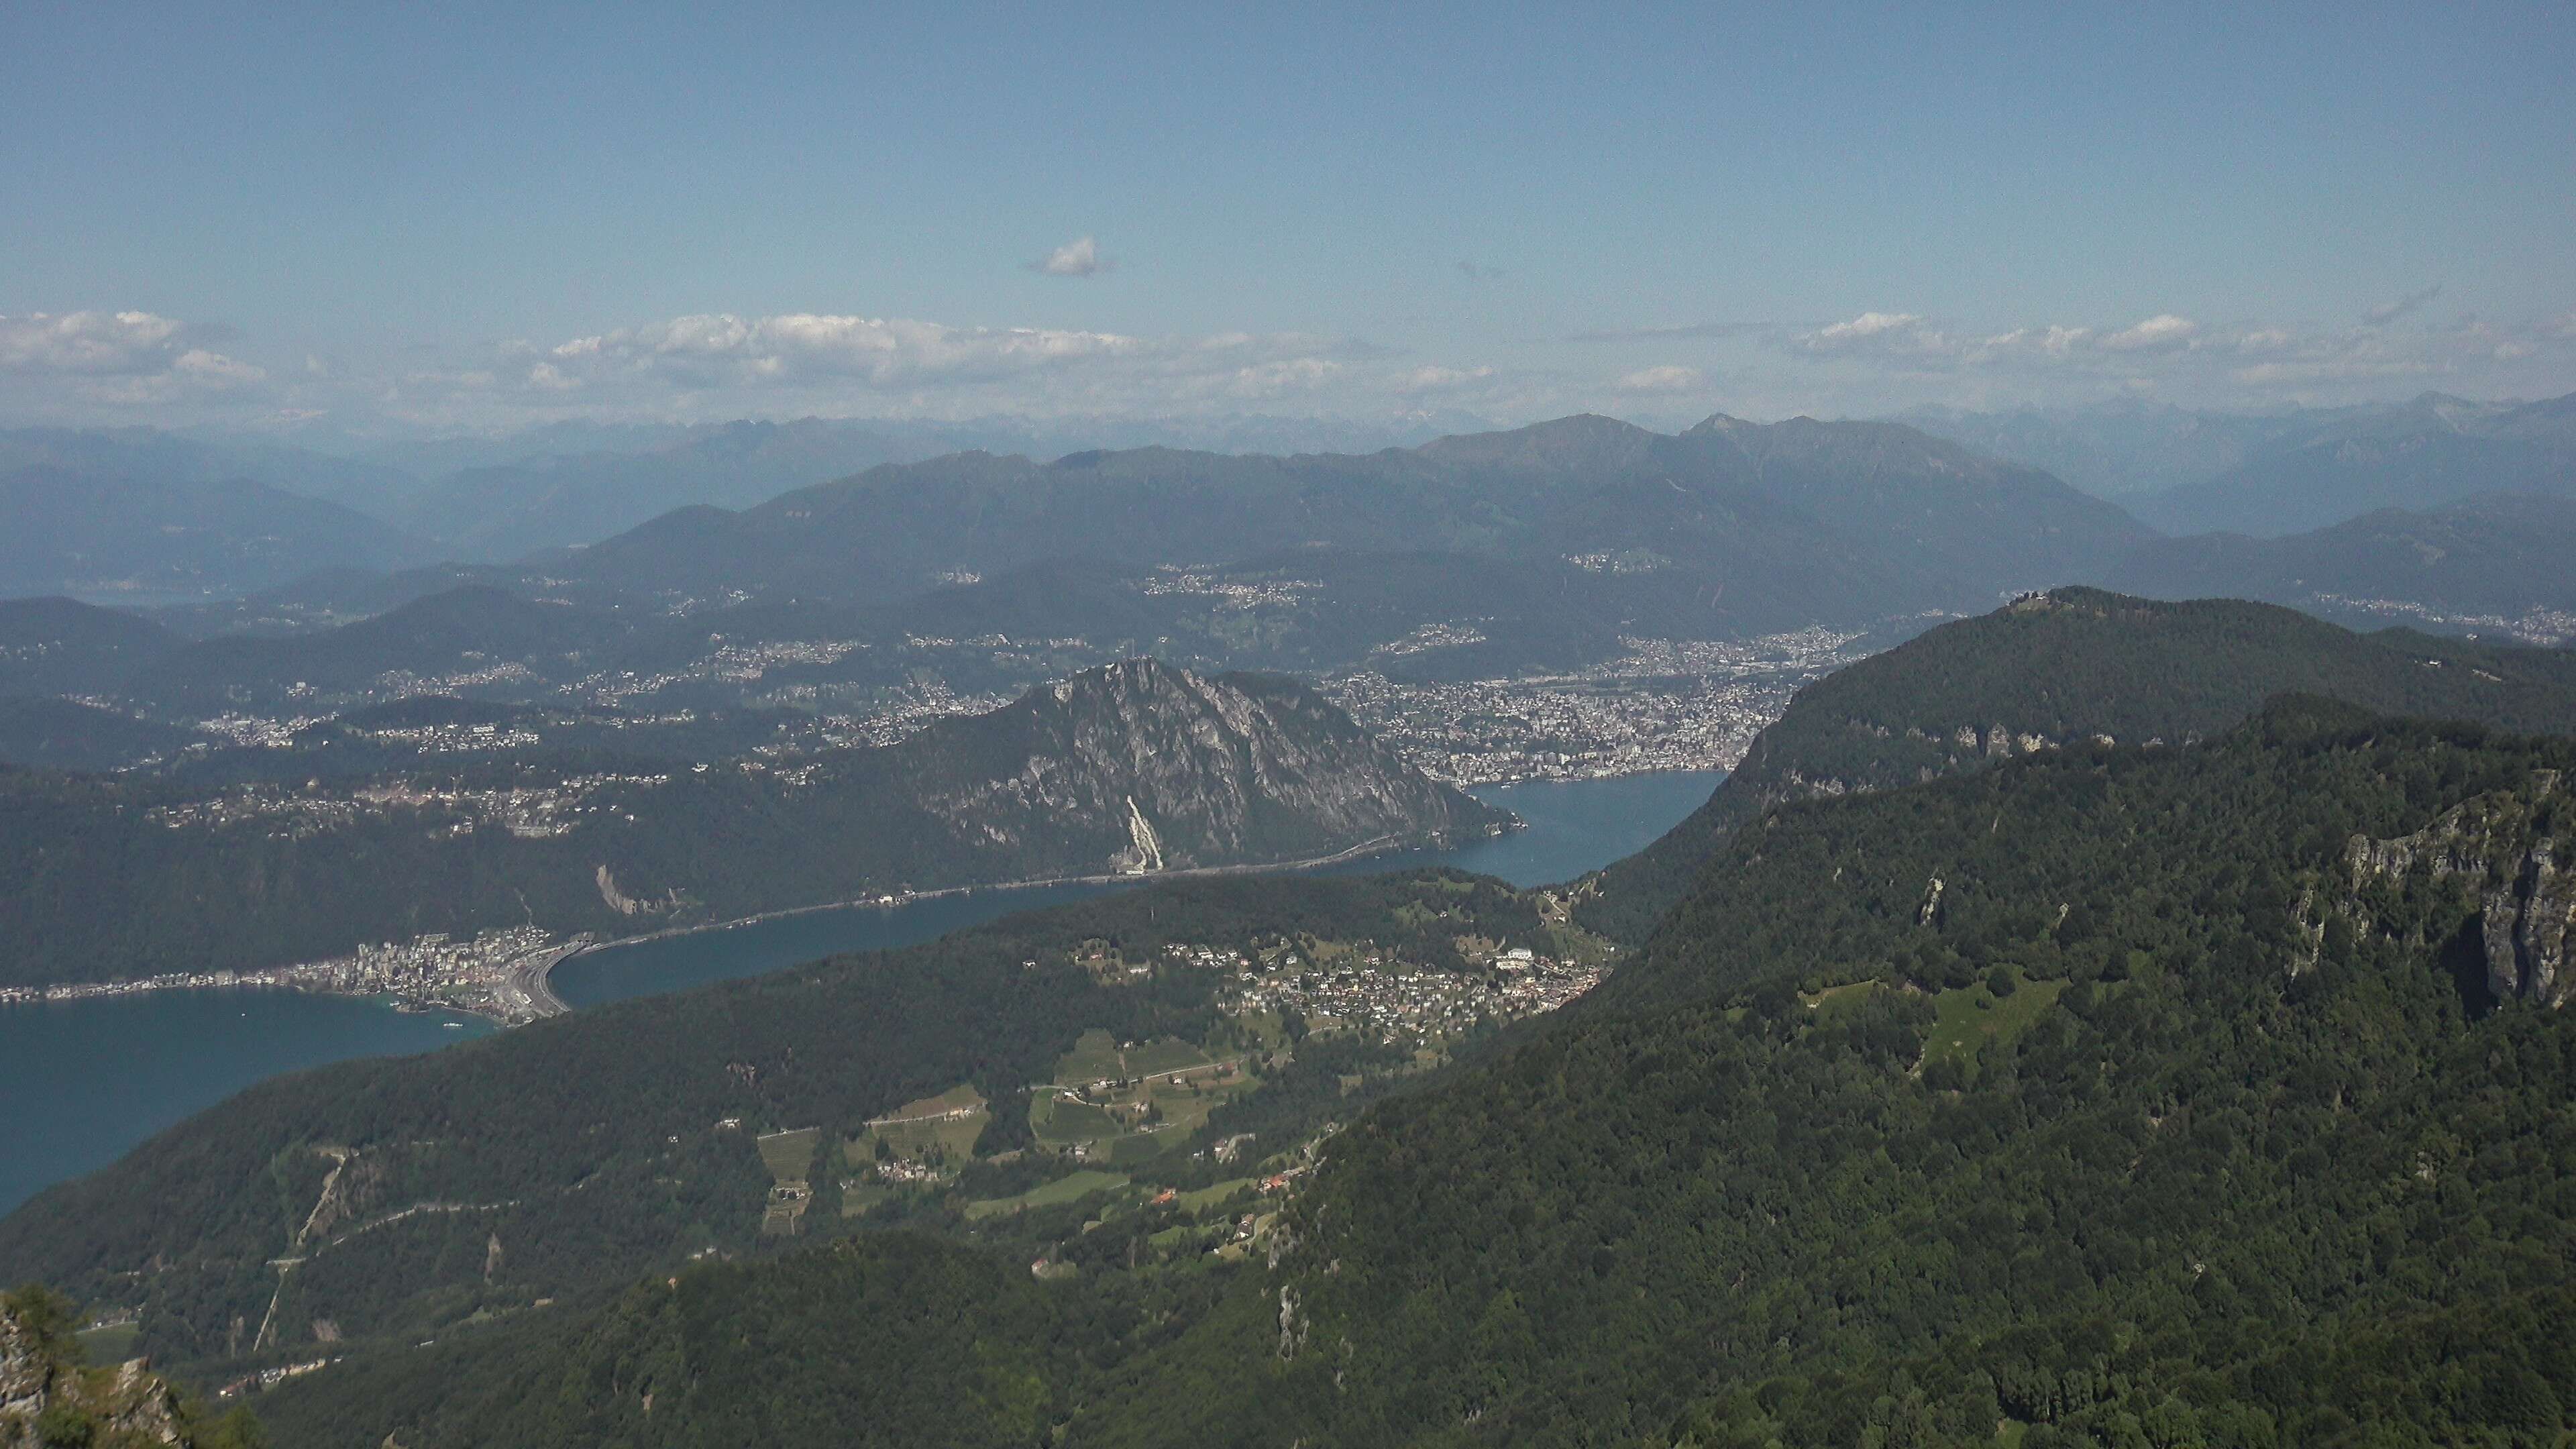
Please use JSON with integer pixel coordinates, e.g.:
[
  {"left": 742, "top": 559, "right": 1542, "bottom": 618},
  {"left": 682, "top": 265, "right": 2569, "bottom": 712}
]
[
  {"left": 0, "top": 924, "right": 581, "bottom": 1025},
  {"left": 1174, "top": 938, "right": 1611, "bottom": 1046},
  {"left": 2314, "top": 593, "right": 2576, "bottom": 647},
  {"left": 1325, "top": 625, "right": 1864, "bottom": 784},
  {"left": 1138, "top": 566, "right": 1320, "bottom": 609}
]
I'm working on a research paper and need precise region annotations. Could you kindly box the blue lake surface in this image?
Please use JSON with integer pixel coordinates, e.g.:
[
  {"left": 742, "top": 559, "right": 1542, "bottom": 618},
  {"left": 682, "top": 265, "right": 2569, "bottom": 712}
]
[
  {"left": 0, "top": 993, "right": 494, "bottom": 1217},
  {"left": 0, "top": 769, "right": 1720, "bottom": 1215}
]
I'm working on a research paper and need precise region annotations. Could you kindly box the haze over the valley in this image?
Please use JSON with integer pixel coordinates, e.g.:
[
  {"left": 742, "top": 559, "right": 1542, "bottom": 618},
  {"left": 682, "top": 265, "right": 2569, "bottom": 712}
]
[{"left": 9, "top": 8, "right": 2576, "bottom": 1449}]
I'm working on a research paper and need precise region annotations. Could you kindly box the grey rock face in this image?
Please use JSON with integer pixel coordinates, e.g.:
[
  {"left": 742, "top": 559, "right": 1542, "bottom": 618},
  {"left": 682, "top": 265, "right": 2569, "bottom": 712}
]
[
  {"left": 2347, "top": 769, "right": 2576, "bottom": 1007},
  {"left": 0, "top": 1309, "right": 47, "bottom": 1426},
  {"left": 908, "top": 659, "right": 1503, "bottom": 874}
]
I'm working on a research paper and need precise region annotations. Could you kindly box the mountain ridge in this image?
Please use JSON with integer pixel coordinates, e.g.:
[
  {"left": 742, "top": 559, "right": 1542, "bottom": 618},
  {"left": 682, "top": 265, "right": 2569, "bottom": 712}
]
[
  {"left": 1578, "top": 586, "right": 2576, "bottom": 943},
  {"left": 0, "top": 657, "right": 1501, "bottom": 987}
]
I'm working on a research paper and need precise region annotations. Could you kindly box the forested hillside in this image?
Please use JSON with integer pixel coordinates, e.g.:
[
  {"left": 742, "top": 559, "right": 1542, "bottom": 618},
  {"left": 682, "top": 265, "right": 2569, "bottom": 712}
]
[
  {"left": 1224, "top": 701, "right": 2576, "bottom": 1446},
  {"left": 1581, "top": 587, "right": 2576, "bottom": 942},
  {"left": 0, "top": 870, "right": 1554, "bottom": 1372},
  {"left": 2110, "top": 492, "right": 2576, "bottom": 637},
  {"left": 0, "top": 659, "right": 1499, "bottom": 987},
  {"left": 215, "top": 700, "right": 2576, "bottom": 1447}
]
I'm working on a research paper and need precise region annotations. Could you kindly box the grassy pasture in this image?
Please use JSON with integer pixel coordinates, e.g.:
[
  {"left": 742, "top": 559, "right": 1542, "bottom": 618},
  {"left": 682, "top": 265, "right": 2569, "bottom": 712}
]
[
  {"left": 1801, "top": 979, "right": 1884, "bottom": 1018},
  {"left": 1124, "top": 1038, "right": 1214, "bottom": 1076},
  {"left": 964, "top": 1170, "right": 1130, "bottom": 1220},
  {"left": 1925, "top": 972, "right": 2068, "bottom": 1075},
  {"left": 1176, "top": 1177, "right": 1256, "bottom": 1214},
  {"left": 1054, "top": 1029, "right": 1126, "bottom": 1085},
  {"left": 1032, "top": 1095, "right": 1121, "bottom": 1144},
  {"left": 851, "top": 1083, "right": 988, "bottom": 1165},
  {"left": 756, "top": 1127, "right": 820, "bottom": 1182}
]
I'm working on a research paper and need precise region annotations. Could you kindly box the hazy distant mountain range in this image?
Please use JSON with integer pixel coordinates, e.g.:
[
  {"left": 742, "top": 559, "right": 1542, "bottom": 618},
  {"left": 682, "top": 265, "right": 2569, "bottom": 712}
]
[
  {"left": 524, "top": 413, "right": 2145, "bottom": 625},
  {"left": 1900, "top": 390, "right": 2576, "bottom": 535},
  {"left": 11, "top": 395, "right": 2576, "bottom": 666},
  {"left": 0, "top": 413, "right": 1496, "bottom": 594}
]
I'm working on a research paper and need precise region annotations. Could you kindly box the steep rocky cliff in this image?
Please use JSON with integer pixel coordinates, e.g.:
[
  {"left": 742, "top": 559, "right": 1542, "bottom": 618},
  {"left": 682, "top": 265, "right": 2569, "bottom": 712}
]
[
  {"left": 896, "top": 658, "right": 1503, "bottom": 874},
  {"left": 1, "top": 1287, "right": 245, "bottom": 1448},
  {"left": 2348, "top": 770, "right": 2576, "bottom": 1008},
  {"left": 2, "top": 657, "right": 1507, "bottom": 989}
]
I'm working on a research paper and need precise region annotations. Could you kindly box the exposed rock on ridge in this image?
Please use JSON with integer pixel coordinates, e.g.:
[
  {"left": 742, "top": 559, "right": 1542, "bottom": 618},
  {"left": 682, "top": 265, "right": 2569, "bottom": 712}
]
[
  {"left": 1, "top": 1289, "right": 195, "bottom": 1448},
  {"left": 2349, "top": 769, "right": 2576, "bottom": 1007},
  {"left": 904, "top": 658, "right": 1503, "bottom": 873}
]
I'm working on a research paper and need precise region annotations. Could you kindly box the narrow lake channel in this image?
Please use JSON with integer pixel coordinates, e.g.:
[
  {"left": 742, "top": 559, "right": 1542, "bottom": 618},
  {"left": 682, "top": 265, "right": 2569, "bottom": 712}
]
[{"left": 0, "top": 769, "right": 1721, "bottom": 1214}]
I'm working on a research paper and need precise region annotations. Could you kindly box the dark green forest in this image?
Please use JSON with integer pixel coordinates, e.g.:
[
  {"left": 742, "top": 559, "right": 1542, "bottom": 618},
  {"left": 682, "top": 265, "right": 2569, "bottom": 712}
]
[
  {"left": 1582, "top": 587, "right": 2576, "bottom": 943},
  {"left": 176, "top": 699, "right": 2576, "bottom": 1447}
]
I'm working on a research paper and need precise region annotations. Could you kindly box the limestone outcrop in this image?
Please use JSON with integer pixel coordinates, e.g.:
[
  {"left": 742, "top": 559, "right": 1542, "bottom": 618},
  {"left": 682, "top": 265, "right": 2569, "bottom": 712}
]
[{"left": 2347, "top": 769, "right": 2576, "bottom": 1007}]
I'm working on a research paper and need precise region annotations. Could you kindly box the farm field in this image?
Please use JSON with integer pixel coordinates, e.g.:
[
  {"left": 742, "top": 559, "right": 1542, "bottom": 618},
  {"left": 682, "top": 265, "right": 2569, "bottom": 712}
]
[
  {"left": 756, "top": 1126, "right": 820, "bottom": 1236},
  {"left": 1801, "top": 979, "right": 1883, "bottom": 1018},
  {"left": 757, "top": 1126, "right": 820, "bottom": 1181},
  {"left": 1925, "top": 971, "right": 2068, "bottom": 1076},
  {"left": 964, "top": 1170, "right": 1130, "bottom": 1220},
  {"left": 851, "top": 1083, "right": 987, "bottom": 1167}
]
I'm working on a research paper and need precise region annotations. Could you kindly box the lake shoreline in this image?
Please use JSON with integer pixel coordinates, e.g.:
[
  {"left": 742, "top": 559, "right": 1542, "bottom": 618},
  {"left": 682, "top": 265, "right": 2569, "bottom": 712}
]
[
  {"left": 0, "top": 770, "right": 1721, "bottom": 1218},
  {"left": 0, "top": 824, "right": 1511, "bottom": 1026},
  {"left": 541, "top": 822, "right": 1515, "bottom": 1000}
]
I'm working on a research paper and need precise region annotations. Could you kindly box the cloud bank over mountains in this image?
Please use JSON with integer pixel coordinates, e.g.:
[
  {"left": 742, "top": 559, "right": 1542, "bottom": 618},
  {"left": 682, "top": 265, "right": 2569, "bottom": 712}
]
[
  {"left": 2, "top": 292, "right": 2571, "bottom": 435},
  {"left": 0, "top": 311, "right": 269, "bottom": 406}
]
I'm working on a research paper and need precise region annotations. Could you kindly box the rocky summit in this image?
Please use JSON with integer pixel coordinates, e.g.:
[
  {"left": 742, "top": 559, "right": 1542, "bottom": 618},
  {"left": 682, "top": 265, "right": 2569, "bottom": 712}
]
[{"left": 902, "top": 657, "right": 1506, "bottom": 874}]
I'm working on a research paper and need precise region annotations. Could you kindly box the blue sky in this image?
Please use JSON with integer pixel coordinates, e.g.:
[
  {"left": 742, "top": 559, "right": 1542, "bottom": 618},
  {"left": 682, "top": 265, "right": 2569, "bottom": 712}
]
[{"left": 3, "top": 1, "right": 2571, "bottom": 434}]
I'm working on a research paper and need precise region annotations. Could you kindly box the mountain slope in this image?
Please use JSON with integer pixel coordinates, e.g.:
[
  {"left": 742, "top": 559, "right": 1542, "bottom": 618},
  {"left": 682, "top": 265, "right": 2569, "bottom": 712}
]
[
  {"left": 1580, "top": 587, "right": 2576, "bottom": 943},
  {"left": 0, "top": 659, "right": 1501, "bottom": 987},
  {"left": 218, "top": 703, "right": 2576, "bottom": 1448},
  {"left": 0, "top": 869, "right": 1548, "bottom": 1370},
  {"left": 2110, "top": 491, "right": 2576, "bottom": 639},
  {"left": 0, "top": 596, "right": 178, "bottom": 698},
  {"left": 0, "top": 466, "right": 437, "bottom": 602},
  {"left": 388, "top": 417, "right": 950, "bottom": 557},
  {"left": 1896, "top": 392, "right": 2576, "bottom": 533},
  {"left": 2133, "top": 427, "right": 2572, "bottom": 537},
  {"left": 0, "top": 425, "right": 415, "bottom": 517},
  {"left": 543, "top": 414, "right": 2151, "bottom": 637},
  {"left": 1197, "top": 702, "right": 2576, "bottom": 1446}
]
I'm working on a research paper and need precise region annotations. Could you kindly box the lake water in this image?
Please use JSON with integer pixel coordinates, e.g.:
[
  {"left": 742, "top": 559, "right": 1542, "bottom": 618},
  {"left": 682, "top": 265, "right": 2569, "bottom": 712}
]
[{"left": 0, "top": 769, "right": 1720, "bottom": 1215}]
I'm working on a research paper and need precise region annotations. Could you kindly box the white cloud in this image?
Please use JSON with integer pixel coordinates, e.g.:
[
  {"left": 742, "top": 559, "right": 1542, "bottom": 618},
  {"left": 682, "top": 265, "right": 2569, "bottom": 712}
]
[
  {"left": 1221, "top": 357, "right": 1342, "bottom": 398},
  {"left": 0, "top": 310, "right": 271, "bottom": 411},
  {"left": 2232, "top": 358, "right": 2438, "bottom": 386},
  {"left": 173, "top": 349, "right": 267, "bottom": 388},
  {"left": 544, "top": 313, "right": 1146, "bottom": 388},
  {"left": 503, "top": 311, "right": 1401, "bottom": 422},
  {"left": 0, "top": 310, "right": 189, "bottom": 374},
  {"left": 2099, "top": 314, "right": 2199, "bottom": 352},
  {"left": 1032, "top": 235, "right": 1111, "bottom": 278},
  {"left": 1820, "top": 311, "right": 1921, "bottom": 341},
  {"left": 1976, "top": 325, "right": 2091, "bottom": 360},
  {"left": 1809, "top": 311, "right": 1933, "bottom": 351},
  {"left": 1615, "top": 364, "right": 1705, "bottom": 393},
  {"left": 1394, "top": 364, "right": 1496, "bottom": 394},
  {"left": 1797, "top": 313, "right": 1985, "bottom": 362},
  {"left": 1787, "top": 308, "right": 2227, "bottom": 376}
]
